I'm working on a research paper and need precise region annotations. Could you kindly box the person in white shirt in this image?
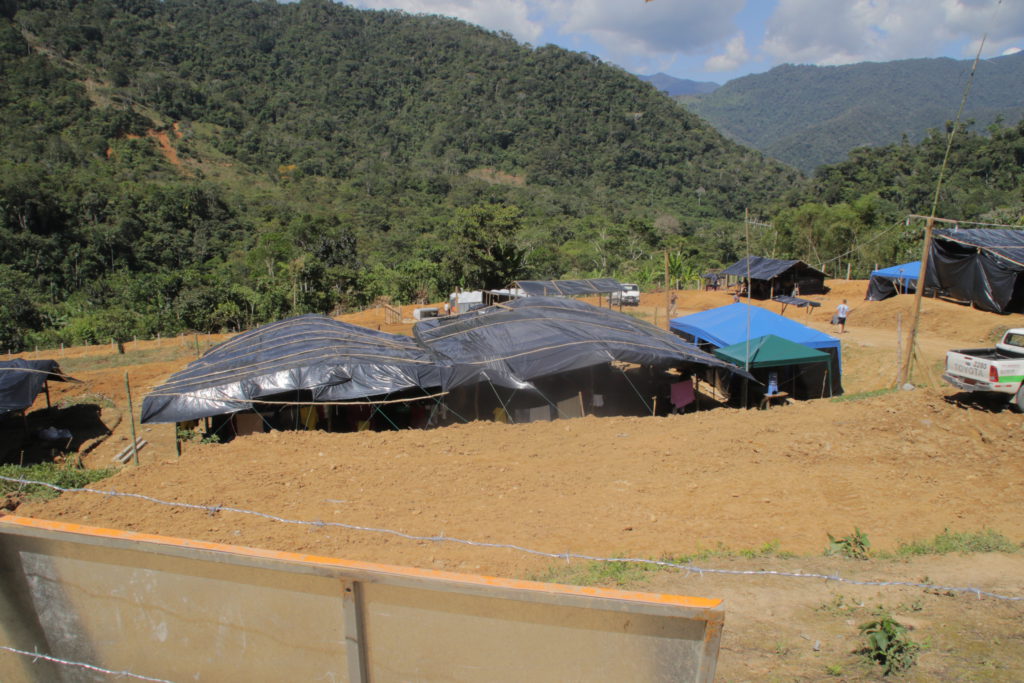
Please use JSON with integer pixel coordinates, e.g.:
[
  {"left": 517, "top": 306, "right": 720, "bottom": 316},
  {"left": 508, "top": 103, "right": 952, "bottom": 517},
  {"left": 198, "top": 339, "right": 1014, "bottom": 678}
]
[{"left": 836, "top": 299, "right": 850, "bottom": 333}]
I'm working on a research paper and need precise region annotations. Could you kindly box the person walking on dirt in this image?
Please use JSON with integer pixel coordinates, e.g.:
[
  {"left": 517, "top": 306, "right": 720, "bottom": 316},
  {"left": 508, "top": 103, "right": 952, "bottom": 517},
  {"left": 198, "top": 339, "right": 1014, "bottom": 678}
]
[
  {"left": 669, "top": 291, "right": 678, "bottom": 317},
  {"left": 836, "top": 299, "right": 850, "bottom": 333}
]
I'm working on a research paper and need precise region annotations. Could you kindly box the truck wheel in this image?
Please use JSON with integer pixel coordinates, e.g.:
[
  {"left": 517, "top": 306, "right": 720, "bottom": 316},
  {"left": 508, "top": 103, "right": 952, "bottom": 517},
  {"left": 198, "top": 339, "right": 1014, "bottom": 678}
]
[{"left": 1014, "top": 387, "right": 1024, "bottom": 413}]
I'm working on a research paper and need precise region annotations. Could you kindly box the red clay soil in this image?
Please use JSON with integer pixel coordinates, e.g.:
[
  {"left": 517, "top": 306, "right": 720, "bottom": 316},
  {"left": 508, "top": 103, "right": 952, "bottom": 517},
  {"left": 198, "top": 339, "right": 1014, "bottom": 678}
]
[{"left": 9, "top": 280, "right": 1024, "bottom": 680}]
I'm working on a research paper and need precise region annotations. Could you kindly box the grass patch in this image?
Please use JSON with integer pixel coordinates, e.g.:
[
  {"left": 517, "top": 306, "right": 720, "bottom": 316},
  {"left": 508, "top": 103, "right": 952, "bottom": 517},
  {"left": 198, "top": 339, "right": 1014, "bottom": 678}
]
[
  {"left": 891, "top": 529, "right": 1021, "bottom": 557},
  {"left": 830, "top": 387, "right": 899, "bottom": 403},
  {"left": 531, "top": 540, "right": 794, "bottom": 586},
  {"left": 0, "top": 463, "right": 117, "bottom": 502},
  {"left": 59, "top": 345, "right": 195, "bottom": 374},
  {"left": 56, "top": 392, "right": 116, "bottom": 410}
]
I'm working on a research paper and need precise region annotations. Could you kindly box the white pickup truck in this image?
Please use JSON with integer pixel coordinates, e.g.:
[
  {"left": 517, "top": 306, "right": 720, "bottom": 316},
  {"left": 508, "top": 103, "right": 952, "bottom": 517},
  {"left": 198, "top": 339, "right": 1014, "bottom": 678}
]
[{"left": 943, "top": 328, "right": 1024, "bottom": 411}]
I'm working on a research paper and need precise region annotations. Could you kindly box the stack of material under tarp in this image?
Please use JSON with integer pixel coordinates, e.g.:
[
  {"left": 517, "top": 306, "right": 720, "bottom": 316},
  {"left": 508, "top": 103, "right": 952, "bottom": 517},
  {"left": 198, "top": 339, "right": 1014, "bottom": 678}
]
[
  {"left": 414, "top": 296, "right": 749, "bottom": 392},
  {"left": 141, "top": 315, "right": 442, "bottom": 424},
  {"left": 0, "top": 359, "right": 78, "bottom": 416}
]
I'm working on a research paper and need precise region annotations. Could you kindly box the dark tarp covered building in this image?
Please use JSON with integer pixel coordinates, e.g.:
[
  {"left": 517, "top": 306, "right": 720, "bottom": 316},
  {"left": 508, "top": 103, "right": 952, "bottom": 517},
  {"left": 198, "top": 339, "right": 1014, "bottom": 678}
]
[
  {"left": 866, "top": 261, "right": 921, "bottom": 301},
  {"left": 927, "top": 228, "right": 1024, "bottom": 313},
  {"left": 415, "top": 297, "right": 750, "bottom": 422},
  {"left": 0, "top": 360, "right": 77, "bottom": 416},
  {"left": 720, "top": 256, "right": 828, "bottom": 298},
  {"left": 141, "top": 315, "right": 442, "bottom": 425}
]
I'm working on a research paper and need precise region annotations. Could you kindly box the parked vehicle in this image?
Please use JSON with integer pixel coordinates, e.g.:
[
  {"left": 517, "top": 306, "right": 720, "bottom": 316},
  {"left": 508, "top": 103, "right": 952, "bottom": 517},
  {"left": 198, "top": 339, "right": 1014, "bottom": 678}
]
[
  {"left": 611, "top": 283, "right": 640, "bottom": 306},
  {"left": 943, "top": 328, "right": 1024, "bottom": 411}
]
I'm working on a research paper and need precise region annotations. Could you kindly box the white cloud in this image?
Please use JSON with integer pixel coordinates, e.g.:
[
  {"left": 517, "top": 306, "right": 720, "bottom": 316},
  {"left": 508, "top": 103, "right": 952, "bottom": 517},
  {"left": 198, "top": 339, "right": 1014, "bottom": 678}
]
[
  {"left": 1002, "top": 46, "right": 1022, "bottom": 56},
  {"left": 762, "top": 0, "right": 1024, "bottom": 66},
  {"left": 347, "top": 1, "right": 544, "bottom": 43},
  {"left": 553, "top": 0, "right": 743, "bottom": 55},
  {"left": 705, "top": 33, "right": 749, "bottom": 72}
]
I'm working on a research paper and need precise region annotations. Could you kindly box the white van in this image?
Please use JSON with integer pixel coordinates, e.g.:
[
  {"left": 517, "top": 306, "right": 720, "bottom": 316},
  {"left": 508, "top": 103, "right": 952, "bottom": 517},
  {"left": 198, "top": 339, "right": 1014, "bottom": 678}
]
[{"left": 611, "top": 284, "right": 640, "bottom": 306}]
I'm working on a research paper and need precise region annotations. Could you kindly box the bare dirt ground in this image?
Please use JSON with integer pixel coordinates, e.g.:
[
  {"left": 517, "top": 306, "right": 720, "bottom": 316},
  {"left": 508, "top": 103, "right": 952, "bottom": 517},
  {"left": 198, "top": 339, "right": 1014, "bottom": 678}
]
[{"left": 8, "top": 280, "right": 1024, "bottom": 681}]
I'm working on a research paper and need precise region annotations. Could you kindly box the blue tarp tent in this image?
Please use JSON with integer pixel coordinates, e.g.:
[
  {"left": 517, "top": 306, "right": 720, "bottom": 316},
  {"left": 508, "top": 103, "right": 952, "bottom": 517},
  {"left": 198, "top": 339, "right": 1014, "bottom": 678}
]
[
  {"left": 866, "top": 261, "right": 920, "bottom": 301},
  {"left": 669, "top": 302, "right": 842, "bottom": 394}
]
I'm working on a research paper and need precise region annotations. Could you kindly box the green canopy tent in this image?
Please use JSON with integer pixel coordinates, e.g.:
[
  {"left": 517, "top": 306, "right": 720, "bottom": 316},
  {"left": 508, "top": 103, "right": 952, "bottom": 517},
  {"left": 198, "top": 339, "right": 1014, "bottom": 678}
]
[{"left": 713, "top": 334, "right": 833, "bottom": 406}]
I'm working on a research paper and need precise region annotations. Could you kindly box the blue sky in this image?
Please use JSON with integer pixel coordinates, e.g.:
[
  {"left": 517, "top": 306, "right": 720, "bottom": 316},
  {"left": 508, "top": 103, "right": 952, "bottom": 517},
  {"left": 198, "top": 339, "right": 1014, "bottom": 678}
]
[{"left": 344, "top": 0, "right": 1024, "bottom": 84}]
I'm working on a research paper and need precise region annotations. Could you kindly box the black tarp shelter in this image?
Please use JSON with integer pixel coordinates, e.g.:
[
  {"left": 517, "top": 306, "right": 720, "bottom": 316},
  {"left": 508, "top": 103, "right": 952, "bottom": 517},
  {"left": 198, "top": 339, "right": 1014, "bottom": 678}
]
[
  {"left": 720, "top": 256, "right": 828, "bottom": 298},
  {"left": 513, "top": 278, "right": 624, "bottom": 297},
  {"left": 416, "top": 296, "right": 750, "bottom": 391},
  {"left": 415, "top": 297, "right": 752, "bottom": 422},
  {"left": 928, "top": 229, "right": 1024, "bottom": 313},
  {"left": 0, "top": 360, "right": 77, "bottom": 416},
  {"left": 141, "top": 315, "right": 442, "bottom": 424}
]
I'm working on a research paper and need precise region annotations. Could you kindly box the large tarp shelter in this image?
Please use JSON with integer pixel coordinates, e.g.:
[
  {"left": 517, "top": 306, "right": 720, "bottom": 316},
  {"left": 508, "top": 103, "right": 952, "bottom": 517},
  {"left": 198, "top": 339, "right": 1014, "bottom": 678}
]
[
  {"left": 416, "top": 297, "right": 750, "bottom": 391},
  {"left": 0, "top": 360, "right": 77, "bottom": 416},
  {"left": 141, "top": 315, "right": 442, "bottom": 424},
  {"left": 720, "top": 256, "right": 828, "bottom": 298},
  {"left": 866, "top": 261, "right": 921, "bottom": 301},
  {"left": 514, "top": 278, "right": 624, "bottom": 297},
  {"left": 713, "top": 334, "right": 834, "bottom": 401},
  {"left": 670, "top": 302, "right": 842, "bottom": 395},
  {"left": 928, "top": 228, "right": 1024, "bottom": 313},
  {"left": 416, "top": 297, "right": 751, "bottom": 422}
]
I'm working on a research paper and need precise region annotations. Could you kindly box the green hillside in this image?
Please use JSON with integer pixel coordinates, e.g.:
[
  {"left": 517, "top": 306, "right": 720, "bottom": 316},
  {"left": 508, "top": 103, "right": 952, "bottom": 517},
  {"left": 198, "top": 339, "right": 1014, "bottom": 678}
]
[
  {"left": 0, "top": 0, "right": 804, "bottom": 349},
  {"left": 682, "top": 55, "right": 1024, "bottom": 174}
]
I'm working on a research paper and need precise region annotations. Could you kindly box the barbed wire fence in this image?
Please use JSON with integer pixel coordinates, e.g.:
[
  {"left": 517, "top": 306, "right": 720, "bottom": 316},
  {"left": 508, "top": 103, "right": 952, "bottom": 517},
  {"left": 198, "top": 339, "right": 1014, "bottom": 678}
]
[{"left": 2, "top": 476, "right": 1021, "bottom": 602}]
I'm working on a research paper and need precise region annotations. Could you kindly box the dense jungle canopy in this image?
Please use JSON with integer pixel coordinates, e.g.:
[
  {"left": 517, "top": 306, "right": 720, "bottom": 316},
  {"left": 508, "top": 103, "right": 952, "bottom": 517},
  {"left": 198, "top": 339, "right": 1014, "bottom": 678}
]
[{"left": 1, "top": 0, "right": 1022, "bottom": 349}]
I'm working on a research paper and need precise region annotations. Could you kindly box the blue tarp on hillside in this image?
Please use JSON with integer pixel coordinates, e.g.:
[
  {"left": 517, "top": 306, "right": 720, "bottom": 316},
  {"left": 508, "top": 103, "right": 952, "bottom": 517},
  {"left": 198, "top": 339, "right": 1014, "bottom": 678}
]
[
  {"left": 866, "top": 261, "right": 921, "bottom": 301},
  {"left": 670, "top": 302, "right": 842, "bottom": 380},
  {"left": 871, "top": 261, "right": 921, "bottom": 283}
]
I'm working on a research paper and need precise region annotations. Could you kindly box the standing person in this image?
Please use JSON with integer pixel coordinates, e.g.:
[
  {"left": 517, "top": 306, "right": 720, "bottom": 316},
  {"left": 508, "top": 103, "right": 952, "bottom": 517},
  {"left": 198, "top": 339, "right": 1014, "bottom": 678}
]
[
  {"left": 836, "top": 299, "right": 850, "bottom": 333},
  {"left": 669, "top": 291, "right": 678, "bottom": 317}
]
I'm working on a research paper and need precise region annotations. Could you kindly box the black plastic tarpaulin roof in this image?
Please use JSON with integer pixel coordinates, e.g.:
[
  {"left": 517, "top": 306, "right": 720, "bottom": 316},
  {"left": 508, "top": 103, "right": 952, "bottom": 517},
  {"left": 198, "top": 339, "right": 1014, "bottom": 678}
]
[
  {"left": 414, "top": 297, "right": 751, "bottom": 391},
  {"left": 720, "top": 256, "right": 827, "bottom": 280},
  {"left": 0, "top": 359, "right": 78, "bottom": 416},
  {"left": 928, "top": 228, "right": 1024, "bottom": 313},
  {"left": 514, "top": 278, "right": 624, "bottom": 297},
  {"left": 141, "top": 315, "right": 442, "bottom": 424}
]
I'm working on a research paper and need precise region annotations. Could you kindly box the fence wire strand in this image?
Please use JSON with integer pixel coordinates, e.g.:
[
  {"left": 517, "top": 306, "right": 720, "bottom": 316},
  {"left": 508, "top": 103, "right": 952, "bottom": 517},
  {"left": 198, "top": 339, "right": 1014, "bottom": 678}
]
[
  {"left": 0, "top": 645, "right": 176, "bottom": 682},
  {"left": 3, "top": 476, "right": 1021, "bottom": 602}
]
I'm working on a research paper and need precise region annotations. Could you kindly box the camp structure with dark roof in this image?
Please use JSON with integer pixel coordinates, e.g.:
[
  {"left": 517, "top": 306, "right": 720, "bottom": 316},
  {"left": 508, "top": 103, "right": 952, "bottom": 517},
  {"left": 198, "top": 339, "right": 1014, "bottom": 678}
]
[
  {"left": 0, "top": 359, "right": 78, "bottom": 417},
  {"left": 719, "top": 256, "right": 828, "bottom": 299},
  {"left": 141, "top": 314, "right": 443, "bottom": 437},
  {"left": 928, "top": 228, "right": 1024, "bottom": 313},
  {"left": 415, "top": 296, "right": 750, "bottom": 423}
]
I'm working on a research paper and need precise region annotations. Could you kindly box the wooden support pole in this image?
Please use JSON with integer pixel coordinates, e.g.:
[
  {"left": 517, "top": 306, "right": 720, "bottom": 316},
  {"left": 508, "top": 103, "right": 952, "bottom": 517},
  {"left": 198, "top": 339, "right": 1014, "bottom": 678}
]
[
  {"left": 898, "top": 218, "right": 934, "bottom": 386},
  {"left": 124, "top": 372, "right": 140, "bottom": 466}
]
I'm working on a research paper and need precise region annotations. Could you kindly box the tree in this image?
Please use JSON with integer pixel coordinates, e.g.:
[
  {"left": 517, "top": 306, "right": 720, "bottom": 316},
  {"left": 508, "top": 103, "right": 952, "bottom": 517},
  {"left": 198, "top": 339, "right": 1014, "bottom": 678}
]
[{"left": 438, "top": 203, "right": 525, "bottom": 291}]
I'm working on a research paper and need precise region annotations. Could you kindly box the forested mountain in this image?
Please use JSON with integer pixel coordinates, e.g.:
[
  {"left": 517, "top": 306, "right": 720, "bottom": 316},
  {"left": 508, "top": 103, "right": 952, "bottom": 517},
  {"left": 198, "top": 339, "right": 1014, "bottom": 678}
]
[
  {"left": 0, "top": 0, "right": 802, "bottom": 349},
  {"left": 682, "top": 54, "right": 1024, "bottom": 173},
  {"left": 637, "top": 72, "right": 718, "bottom": 97}
]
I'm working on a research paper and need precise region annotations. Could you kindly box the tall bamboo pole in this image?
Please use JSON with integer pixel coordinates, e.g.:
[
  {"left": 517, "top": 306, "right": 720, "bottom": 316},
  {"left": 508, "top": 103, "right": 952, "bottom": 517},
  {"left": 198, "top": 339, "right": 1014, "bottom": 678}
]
[
  {"left": 898, "top": 36, "right": 985, "bottom": 386},
  {"left": 664, "top": 249, "right": 670, "bottom": 329}
]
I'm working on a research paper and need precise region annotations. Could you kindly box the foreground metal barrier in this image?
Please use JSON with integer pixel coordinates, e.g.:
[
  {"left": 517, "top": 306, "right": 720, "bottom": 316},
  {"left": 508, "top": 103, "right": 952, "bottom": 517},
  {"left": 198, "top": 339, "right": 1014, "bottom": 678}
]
[{"left": 0, "top": 516, "right": 723, "bottom": 682}]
